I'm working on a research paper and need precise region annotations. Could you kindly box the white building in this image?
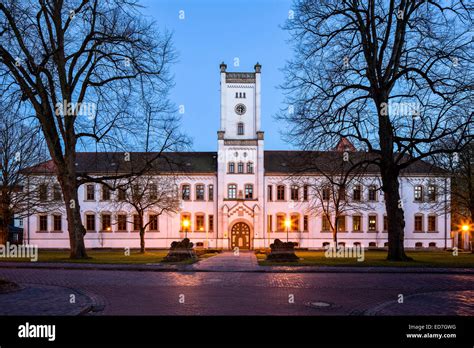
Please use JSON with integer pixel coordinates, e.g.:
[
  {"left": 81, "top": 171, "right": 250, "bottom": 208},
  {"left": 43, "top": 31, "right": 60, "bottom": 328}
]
[{"left": 24, "top": 63, "right": 453, "bottom": 250}]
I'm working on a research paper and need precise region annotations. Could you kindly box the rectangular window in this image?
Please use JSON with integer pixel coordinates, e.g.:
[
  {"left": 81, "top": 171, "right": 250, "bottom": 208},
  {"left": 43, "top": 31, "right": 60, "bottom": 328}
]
[
  {"left": 228, "top": 184, "right": 237, "bottom": 199},
  {"left": 39, "top": 184, "right": 48, "bottom": 201},
  {"left": 53, "top": 184, "right": 62, "bottom": 201},
  {"left": 322, "top": 215, "right": 331, "bottom": 232},
  {"left": 102, "top": 214, "right": 112, "bottom": 232},
  {"left": 414, "top": 215, "right": 423, "bottom": 232},
  {"left": 208, "top": 185, "right": 214, "bottom": 201},
  {"left": 237, "top": 162, "right": 244, "bottom": 173},
  {"left": 368, "top": 186, "right": 377, "bottom": 201},
  {"left": 427, "top": 185, "right": 437, "bottom": 202},
  {"left": 182, "top": 185, "right": 190, "bottom": 201},
  {"left": 428, "top": 215, "right": 436, "bottom": 232},
  {"left": 267, "top": 185, "right": 273, "bottom": 201},
  {"left": 39, "top": 215, "right": 48, "bottom": 231},
  {"left": 303, "top": 215, "right": 309, "bottom": 232},
  {"left": 196, "top": 184, "right": 205, "bottom": 201},
  {"left": 337, "top": 215, "right": 346, "bottom": 232},
  {"left": 208, "top": 215, "right": 214, "bottom": 232},
  {"left": 86, "top": 184, "right": 95, "bottom": 201},
  {"left": 195, "top": 215, "right": 205, "bottom": 231},
  {"left": 149, "top": 184, "right": 158, "bottom": 200},
  {"left": 383, "top": 216, "right": 388, "bottom": 232},
  {"left": 245, "top": 184, "right": 253, "bottom": 199},
  {"left": 291, "top": 185, "right": 299, "bottom": 201},
  {"left": 414, "top": 185, "right": 423, "bottom": 202},
  {"left": 86, "top": 214, "right": 95, "bottom": 232},
  {"left": 117, "top": 188, "right": 126, "bottom": 201},
  {"left": 338, "top": 186, "right": 346, "bottom": 201},
  {"left": 102, "top": 185, "right": 111, "bottom": 201},
  {"left": 267, "top": 215, "right": 273, "bottom": 232},
  {"left": 303, "top": 185, "right": 309, "bottom": 201},
  {"left": 353, "top": 185, "right": 361, "bottom": 201},
  {"left": 133, "top": 215, "right": 140, "bottom": 231},
  {"left": 277, "top": 185, "right": 285, "bottom": 201},
  {"left": 322, "top": 187, "right": 330, "bottom": 201},
  {"left": 149, "top": 215, "right": 158, "bottom": 231},
  {"left": 352, "top": 215, "right": 361, "bottom": 232},
  {"left": 368, "top": 214, "right": 377, "bottom": 232},
  {"left": 117, "top": 214, "right": 127, "bottom": 231},
  {"left": 277, "top": 214, "right": 285, "bottom": 232},
  {"left": 53, "top": 215, "right": 62, "bottom": 231}
]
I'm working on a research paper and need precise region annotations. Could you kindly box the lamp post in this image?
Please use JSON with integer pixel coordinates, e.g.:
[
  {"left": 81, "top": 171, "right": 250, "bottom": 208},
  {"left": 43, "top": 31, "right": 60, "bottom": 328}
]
[
  {"left": 182, "top": 219, "right": 190, "bottom": 239},
  {"left": 285, "top": 219, "right": 291, "bottom": 243}
]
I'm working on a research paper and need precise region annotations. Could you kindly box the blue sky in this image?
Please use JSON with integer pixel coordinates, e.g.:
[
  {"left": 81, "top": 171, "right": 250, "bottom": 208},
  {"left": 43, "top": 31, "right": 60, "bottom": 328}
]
[{"left": 138, "top": 0, "right": 294, "bottom": 150}]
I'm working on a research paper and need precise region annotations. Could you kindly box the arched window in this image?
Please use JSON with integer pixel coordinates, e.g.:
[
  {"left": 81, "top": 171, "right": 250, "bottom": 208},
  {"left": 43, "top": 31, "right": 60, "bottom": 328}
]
[
  {"left": 369, "top": 242, "right": 376, "bottom": 247},
  {"left": 276, "top": 213, "right": 286, "bottom": 232},
  {"left": 228, "top": 184, "right": 237, "bottom": 199},
  {"left": 237, "top": 162, "right": 244, "bottom": 173},
  {"left": 228, "top": 162, "right": 235, "bottom": 173},
  {"left": 322, "top": 242, "right": 330, "bottom": 249},
  {"left": 415, "top": 242, "right": 423, "bottom": 248},
  {"left": 237, "top": 122, "right": 244, "bottom": 135},
  {"left": 244, "top": 184, "right": 253, "bottom": 199},
  {"left": 247, "top": 162, "right": 254, "bottom": 173},
  {"left": 429, "top": 242, "right": 437, "bottom": 248}
]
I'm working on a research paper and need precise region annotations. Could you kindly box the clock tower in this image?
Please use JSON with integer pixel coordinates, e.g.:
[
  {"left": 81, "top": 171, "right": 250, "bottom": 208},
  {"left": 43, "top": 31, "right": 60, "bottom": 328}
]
[{"left": 217, "top": 62, "right": 264, "bottom": 250}]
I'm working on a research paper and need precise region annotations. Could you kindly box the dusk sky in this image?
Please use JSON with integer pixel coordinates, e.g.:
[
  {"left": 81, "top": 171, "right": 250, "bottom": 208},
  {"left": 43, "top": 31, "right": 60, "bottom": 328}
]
[{"left": 139, "top": 0, "right": 294, "bottom": 151}]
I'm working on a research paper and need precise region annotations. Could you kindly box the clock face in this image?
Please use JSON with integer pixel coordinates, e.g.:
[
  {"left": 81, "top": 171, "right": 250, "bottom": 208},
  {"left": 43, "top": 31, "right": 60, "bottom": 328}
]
[{"left": 235, "top": 103, "right": 246, "bottom": 115}]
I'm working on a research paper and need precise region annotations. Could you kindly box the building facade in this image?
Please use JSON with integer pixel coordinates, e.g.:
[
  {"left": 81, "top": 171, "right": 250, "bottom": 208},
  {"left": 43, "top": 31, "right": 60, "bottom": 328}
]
[{"left": 24, "top": 63, "right": 454, "bottom": 250}]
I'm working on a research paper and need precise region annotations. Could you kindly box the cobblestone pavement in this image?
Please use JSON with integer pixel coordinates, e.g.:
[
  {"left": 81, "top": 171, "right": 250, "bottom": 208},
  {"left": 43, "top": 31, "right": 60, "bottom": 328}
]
[
  {"left": 193, "top": 251, "right": 258, "bottom": 271},
  {"left": 0, "top": 267, "right": 473, "bottom": 315},
  {"left": 0, "top": 284, "right": 93, "bottom": 315}
]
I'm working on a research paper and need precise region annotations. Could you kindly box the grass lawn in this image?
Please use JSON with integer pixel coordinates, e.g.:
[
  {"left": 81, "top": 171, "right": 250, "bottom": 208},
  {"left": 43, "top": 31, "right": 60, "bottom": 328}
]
[
  {"left": 256, "top": 250, "right": 474, "bottom": 268},
  {"left": 0, "top": 249, "right": 220, "bottom": 265}
]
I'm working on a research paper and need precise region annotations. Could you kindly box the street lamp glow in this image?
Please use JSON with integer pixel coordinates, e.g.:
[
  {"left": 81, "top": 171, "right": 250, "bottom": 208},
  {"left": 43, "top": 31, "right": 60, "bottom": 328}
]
[
  {"left": 182, "top": 219, "right": 190, "bottom": 228},
  {"left": 285, "top": 219, "right": 291, "bottom": 228},
  {"left": 461, "top": 224, "right": 469, "bottom": 232}
]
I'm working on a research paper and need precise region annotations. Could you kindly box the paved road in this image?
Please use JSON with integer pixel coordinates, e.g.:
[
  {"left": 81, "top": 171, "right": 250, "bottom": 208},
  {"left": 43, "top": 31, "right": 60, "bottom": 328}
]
[{"left": 1, "top": 266, "right": 473, "bottom": 315}]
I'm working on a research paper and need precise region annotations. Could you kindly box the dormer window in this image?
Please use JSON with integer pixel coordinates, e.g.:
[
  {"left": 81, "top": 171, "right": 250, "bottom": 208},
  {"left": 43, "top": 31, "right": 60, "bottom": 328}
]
[{"left": 237, "top": 122, "right": 244, "bottom": 135}]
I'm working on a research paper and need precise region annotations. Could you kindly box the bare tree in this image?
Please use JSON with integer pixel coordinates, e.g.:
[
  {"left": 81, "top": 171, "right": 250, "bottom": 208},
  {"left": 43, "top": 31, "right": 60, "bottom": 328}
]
[
  {"left": 112, "top": 175, "right": 180, "bottom": 253},
  {"left": 280, "top": 0, "right": 473, "bottom": 260},
  {"left": 287, "top": 144, "right": 376, "bottom": 247},
  {"left": 0, "top": 0, "right": 176, "bottom": 258},
  {"left": 0, "top": 102, "right": 58, "bottom": 244}
]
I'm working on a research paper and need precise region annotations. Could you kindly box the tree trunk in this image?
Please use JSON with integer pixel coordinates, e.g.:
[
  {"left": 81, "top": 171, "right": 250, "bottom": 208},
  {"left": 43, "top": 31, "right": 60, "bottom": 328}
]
[
  {"left": 377, "top": 94, "right": 411, "bottom": 261},
  {"left": 55, "top": 156, "right": 88, "bottom": 259},
  {"left": 139, "top": 227, "right": 146, "bottom": 254},
  {"left": 381, "top": 167, "right": 411, "bottom": 261}
]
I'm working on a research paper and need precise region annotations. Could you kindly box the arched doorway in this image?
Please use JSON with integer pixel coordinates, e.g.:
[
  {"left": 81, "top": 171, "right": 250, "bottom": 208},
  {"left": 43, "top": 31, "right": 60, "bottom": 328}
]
[{"left": 230, "top": 222, "right": 251, "bottom": 249}]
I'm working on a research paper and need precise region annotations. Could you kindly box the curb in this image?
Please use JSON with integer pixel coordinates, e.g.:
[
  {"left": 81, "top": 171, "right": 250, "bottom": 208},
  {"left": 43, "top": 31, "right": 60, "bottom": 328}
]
[{"left": 0, "top": 262, "right": 473, "bottom": 274}]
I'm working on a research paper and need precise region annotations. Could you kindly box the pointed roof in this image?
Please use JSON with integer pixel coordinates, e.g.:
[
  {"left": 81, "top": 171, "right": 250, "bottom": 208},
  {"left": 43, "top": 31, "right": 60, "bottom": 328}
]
[{"left": 334, "top": 137, "right": 356, "bottom": 152}]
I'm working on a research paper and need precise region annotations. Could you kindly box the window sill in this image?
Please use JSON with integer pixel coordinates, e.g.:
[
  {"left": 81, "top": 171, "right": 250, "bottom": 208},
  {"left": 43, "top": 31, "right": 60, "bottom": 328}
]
[
  {"left": 368, "top": 230, "right": 379, "bottom": 233},
  {"left": 50, "top": 230, "right": 63, "bottom": 233},
  {"left": 84, "top": 200, "right": 96, "bottom": 202},
  {"left": 413, "top": 230, "right": 425, "bottom": 233},
  {"left": 116, "top": 230, "right": 128, "bottom": 233},
  {"left": 36, "top": 230, "right": 48, "bottom": 233},
  {"left": 427, "top": 230, "right": 439, "bottom": 233},
  {"left": 351, "top": 230, "right": 363, "bottom": 233},
  {"left": 86, "top": 230, "right": 97, "bottom": 233}
]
